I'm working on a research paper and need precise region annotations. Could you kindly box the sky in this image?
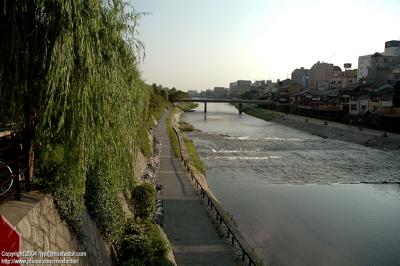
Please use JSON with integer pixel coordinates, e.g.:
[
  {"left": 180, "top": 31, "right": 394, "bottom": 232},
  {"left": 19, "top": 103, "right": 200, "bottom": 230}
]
[{"left": 131, "top": 0, "right": 400, "bottom": 91}]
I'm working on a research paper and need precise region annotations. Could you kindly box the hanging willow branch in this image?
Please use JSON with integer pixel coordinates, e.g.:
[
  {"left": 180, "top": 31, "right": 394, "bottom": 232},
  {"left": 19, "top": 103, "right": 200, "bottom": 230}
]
[{"left": 0, "top": 0, "right": 149, "bottom": 241}]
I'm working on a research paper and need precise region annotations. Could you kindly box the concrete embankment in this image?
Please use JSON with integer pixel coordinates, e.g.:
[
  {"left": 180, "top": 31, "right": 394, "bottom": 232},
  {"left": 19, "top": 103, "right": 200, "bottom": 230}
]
[{"left": 242, "top": 107, "right": 400, "bottom": 151}]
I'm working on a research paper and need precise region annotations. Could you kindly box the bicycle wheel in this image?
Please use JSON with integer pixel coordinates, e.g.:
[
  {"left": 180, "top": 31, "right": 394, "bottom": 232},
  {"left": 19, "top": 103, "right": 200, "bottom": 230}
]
[{"left": 0, "top": 161, "right": 13, "bottom": 196}]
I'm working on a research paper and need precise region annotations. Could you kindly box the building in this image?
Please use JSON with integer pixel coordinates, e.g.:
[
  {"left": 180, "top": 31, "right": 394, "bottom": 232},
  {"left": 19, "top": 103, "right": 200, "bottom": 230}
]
[
  {"left": 309, "top": 61, "right": 336, "bottom": 90},
  {"left": 241, "top": 80, "right": 267, "bottom": 99},
  {"left": 213, "top": 87, "right": 228, "bottom": 98},
  {"left": 358, "top": 54, "right": 373, "bottom": 82},
  {"left": 187, "top": 90, "right": 198, "bottom": 97},
  {"left": 229, "top": 80, "right": 251, "bottom": 97},
  {"left": 357, "top": 40, "right": 400, "bottom": 82},
  {"left": 368, "top": 85, "right": 394, "bottom": 113},
  {"left": 269, "top": 79, "right": 293, "bottom": 102},
  {"left": 367, "top": 53, "right": 400, "bottom": 86},
  {"left": 291, "top": 88, "right": 347, "bottom": 115},
  {"left": 349, "top": 84, "right": 394, "bottom": 115},
  {"left": 252, "top": 80, "right": 266, "bottom": 87},
  {"left": 384, "top": 40, "right": 400, "bottom": 56},
  {"left": 291, "top": 67, "right": 310, "bottom": 89},
  {"left": 330, "top": 69, "right": 357, "bottom": 89},
  {"left": 348, "top": 83, "right": 375, "bottom": 115},
  {"left": 388, "top": 67, "right": 400, "bottom": 84},
  {"left": 349, "top": 95, "right": 369, "bottom": 115}
]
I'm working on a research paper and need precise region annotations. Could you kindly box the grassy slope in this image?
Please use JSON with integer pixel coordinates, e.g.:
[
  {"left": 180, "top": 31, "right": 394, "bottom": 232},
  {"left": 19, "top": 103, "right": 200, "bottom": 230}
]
[
  {"left": 243, "top": 106, "right": 277, "bottom": 121},
  {"left": 167, "top": 107, "right": 205, "bottom": 174},
  {"left": 166, "top": 108, "right": 180, "bottom": 157}
]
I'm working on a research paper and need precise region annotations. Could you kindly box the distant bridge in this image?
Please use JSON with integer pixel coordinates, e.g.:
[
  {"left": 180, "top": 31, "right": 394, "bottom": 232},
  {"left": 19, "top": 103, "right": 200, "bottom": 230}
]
[{"left": 172, "top": 98, "right": 273, "bottom": 114}]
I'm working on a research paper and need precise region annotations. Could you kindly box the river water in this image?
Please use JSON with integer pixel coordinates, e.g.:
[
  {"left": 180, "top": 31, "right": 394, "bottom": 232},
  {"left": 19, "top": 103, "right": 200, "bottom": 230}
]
[{"left": 182, "top": 103, "right": 400, "bottom": 266}]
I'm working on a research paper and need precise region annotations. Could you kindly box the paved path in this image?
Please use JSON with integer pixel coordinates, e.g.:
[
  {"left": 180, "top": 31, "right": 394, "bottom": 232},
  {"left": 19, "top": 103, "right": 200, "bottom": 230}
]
[{"left": 155, "top": 112, "right": 237, "bottom": 266}]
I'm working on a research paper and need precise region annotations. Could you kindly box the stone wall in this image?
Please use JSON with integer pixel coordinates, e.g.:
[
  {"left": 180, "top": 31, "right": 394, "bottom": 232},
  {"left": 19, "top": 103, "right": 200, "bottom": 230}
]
[{"left": 0, "top": 194, "right": 111, "bottom": 266}]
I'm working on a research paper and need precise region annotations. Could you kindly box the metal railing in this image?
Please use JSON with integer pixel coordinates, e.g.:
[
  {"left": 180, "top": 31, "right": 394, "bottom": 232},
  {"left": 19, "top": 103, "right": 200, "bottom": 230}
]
[
  {"left": 0, "top": 130, "right": 29, "bottom": 202},
  {"left": 171, "top": 124, "right": 261, "bottom": 266}
]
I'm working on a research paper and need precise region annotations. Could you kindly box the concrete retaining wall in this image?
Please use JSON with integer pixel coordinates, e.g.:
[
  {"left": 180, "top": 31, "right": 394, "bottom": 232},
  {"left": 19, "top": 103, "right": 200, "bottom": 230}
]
[{"left": 1, "top": 194, "right": 111, "bottom": 265}]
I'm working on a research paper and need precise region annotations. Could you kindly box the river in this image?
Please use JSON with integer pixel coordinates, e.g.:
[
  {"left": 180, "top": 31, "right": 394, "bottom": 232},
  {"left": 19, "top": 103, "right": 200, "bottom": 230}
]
[{"left": 182, "top": 103, "right": 400, "bottom": 266}]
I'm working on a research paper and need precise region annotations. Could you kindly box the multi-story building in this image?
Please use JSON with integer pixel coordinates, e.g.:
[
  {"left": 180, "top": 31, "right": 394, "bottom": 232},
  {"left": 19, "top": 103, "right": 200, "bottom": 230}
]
[
  {"left": 252, "top": 80, "right": 266, "bottom": 87},
  {"left": 213, "top": 87, "right": 228, "bottom": 98},
  {"left": 357, "top": 40, "right": 400, "bottom": 82},
  {"left": 229, "top": 80, "right": 251, "bottom": 97},
  {"left": 330, "top": 69, "right": 357, "bottom": 89},
  {"left": 384, "top": 40, "right": 400, "bottom": 56},
  {"left": 187, "top": 90, "right": 198, "bottom": 97},
  {"left": 309, "top": 61, "right": 336, "bottom": 90},
  {"left": 291, "top": 67, "right": 310, "bottom": 89},
  {"left": 367, "top": 52, "right": 400, "bottom": 86},
  {"left": 357, "top": 54, "right": 373, "bottom": 82}
]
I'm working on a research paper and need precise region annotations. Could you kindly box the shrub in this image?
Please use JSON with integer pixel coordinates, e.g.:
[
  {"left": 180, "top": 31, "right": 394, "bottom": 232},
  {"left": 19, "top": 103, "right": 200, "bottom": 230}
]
[
  {"left": 178, "top": 121, "right": 195, "bottom": 132},
  {"left": 177, "top": 102, "right": 198, "bottom": 111},
  {"left": 120, "top": 233, "right": 154, "bottom": 264},
  {"left": 145, "top": 222, "right": 169, "bottom": 258},
  {"left": 131, "top": 183, "right": 156, "bottom": 220},
  {"left": 119, "top": 219, "right": 169, "bottom": 265},
  {"left": 85, "top": 160, "right": 125, "bottom": 244}
]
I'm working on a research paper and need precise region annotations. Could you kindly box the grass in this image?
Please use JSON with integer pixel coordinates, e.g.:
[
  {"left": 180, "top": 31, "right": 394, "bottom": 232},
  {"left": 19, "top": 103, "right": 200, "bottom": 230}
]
[
  {"left": 166, "top": 108, "right": 205, "bottom": 174},
  {"left": 182, "top": 137, "right": 205, "bottom": 174},
  {"left": 243, "top": 106, "right": 277, "bottom": 121},
  {"left": 177, "top": 102, "right": 198, "bottom": 111},
  {"left": 166, "top": 108, "right": 180, "bottom": 157},
  {"left": 138, "top": 127, "right": 152, "bottom": 158},
  {"left": 178, "top": 121, "right": 195, "bottom": 131}
]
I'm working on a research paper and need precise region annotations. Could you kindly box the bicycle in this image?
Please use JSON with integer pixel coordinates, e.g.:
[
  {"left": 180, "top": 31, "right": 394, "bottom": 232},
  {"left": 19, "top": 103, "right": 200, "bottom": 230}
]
[{"left": 0, "top": 160, "right": 13, "bottom": 197}]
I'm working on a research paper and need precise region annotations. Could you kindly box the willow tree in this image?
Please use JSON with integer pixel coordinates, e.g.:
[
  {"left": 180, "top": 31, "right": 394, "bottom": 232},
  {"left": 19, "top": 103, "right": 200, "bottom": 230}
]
[{"left": 0, "top": 0, "right": 147, "bottom": 240}]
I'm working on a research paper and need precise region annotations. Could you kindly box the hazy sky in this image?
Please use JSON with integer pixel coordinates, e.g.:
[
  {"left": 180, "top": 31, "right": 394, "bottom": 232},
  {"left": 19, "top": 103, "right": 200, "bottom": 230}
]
[{"left": 132, "top": 0, "right": 400, "bottom": 91}]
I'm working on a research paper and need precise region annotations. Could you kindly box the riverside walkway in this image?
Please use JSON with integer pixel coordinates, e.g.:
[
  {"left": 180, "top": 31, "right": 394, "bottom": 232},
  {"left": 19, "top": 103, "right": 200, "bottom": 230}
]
[{"left": 155, "top": 112, "right": 237, "bottom": 266}]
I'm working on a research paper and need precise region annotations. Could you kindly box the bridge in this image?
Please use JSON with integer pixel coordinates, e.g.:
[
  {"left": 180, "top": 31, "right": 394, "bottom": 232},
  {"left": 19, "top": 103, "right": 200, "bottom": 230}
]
[{"left": 173, "top": 98, "right": 274, "bottom": 114}]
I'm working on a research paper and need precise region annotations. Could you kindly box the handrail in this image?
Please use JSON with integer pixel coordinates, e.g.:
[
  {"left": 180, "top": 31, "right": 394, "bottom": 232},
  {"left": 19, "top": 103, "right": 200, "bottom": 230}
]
[{"left": 171, "top": 123, "right": 262, "bottom": 266}]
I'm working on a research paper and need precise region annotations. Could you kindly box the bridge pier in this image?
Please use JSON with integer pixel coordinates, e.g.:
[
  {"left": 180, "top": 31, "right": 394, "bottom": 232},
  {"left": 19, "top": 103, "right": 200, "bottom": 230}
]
[
  {"left": 238, "top": 103, "right": 243, "bottom": 115},
  {"left": 204, "top": 101, "right": 207, "bottom": 113}
]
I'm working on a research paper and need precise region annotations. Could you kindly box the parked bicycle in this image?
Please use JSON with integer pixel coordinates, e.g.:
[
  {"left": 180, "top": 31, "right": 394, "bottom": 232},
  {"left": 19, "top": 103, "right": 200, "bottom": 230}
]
[
  {"left": 0, "top": 132, "right": 27, "bottom": 199},
  {"left": 0, "top": 160, "right": 13, "bottom": 197}
]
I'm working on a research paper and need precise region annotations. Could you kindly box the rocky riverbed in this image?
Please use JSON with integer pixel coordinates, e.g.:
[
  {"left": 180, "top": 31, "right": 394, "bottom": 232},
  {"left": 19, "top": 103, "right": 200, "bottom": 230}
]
[{"left": 268, "top": 111, "right": 400, "bottom": 151}]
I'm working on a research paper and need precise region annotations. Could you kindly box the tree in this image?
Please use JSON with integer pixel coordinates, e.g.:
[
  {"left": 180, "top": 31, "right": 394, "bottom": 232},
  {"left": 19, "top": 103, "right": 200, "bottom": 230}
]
[
  {"left": 168, "top": 90, "right": 188, "bottom": 102},
  {"left": 0, "top": 0, "right": 148, "bottom": 236}
]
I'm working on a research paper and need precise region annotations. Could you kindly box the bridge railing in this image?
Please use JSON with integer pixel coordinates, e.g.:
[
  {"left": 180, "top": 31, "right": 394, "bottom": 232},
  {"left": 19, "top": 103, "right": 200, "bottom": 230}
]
[{"left": 171, "top": 124, "right": 262, "bottom": 266}]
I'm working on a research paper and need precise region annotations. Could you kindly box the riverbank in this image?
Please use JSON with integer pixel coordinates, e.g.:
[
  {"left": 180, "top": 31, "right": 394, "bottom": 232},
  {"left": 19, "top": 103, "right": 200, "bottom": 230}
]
[
  {"left": 156, "top": 111, "right": 239, "bottom": 266},
  {"left": 171, "top": 108, "right": 262, "bottom": 265},
  {"left": 241, "top": 106, "right": 400, "bottom": 151},
  {"left": 172, "top": 108, "right": 214, "bottom": 195}
]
